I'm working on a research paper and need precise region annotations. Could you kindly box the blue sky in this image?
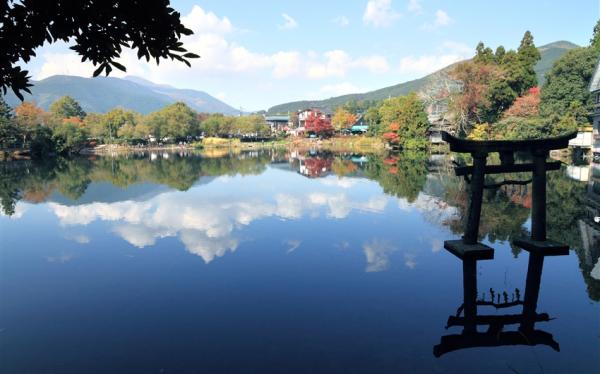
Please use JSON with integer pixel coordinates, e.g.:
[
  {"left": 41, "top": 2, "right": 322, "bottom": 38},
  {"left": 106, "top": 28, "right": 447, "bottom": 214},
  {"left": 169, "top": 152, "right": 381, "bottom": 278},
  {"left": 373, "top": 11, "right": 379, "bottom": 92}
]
[{"left": 21, "top": 0, "right": 599, "bottom": 111}]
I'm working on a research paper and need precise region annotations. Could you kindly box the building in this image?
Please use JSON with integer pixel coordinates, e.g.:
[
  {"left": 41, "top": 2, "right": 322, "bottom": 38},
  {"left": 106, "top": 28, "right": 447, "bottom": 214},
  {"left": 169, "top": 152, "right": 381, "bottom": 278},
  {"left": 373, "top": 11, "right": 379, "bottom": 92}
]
[
  {"left": 350, "top": 115, "right": 369, "bottom": 134},
  {"left": 298, "top": 108, "right": 332, "bottom": 128},
  {"left": 265, "top": 115, "right": 291, "bottom": 133},
  {"left": 589, "top": 59, "right": 600, "bottom": 159}
]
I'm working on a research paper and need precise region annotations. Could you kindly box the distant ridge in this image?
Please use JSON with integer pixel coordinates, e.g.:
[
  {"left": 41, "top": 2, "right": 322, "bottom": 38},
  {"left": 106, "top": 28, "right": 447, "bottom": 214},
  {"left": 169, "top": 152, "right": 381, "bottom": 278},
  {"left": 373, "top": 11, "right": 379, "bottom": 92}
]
[
  {"left": 4, "top": 75, "right": 239, "bottom": 115},
  {"left": 267, "top": 41, "right": 579, "bottom": 114}
]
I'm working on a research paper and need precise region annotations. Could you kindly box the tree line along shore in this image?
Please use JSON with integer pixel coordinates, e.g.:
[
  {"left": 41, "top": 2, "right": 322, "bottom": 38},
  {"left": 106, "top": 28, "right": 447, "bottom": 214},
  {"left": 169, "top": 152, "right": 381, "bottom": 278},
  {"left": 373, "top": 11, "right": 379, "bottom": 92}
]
[{"left": 1, "top": 24, "right": 599, "bottom": 160}]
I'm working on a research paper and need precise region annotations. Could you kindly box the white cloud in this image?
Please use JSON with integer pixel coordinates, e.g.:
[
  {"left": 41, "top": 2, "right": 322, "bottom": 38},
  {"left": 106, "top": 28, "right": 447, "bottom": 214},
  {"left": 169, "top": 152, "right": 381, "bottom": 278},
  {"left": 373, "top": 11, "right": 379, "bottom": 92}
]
[
  {"left": 280, "top": 13, "right": 298, "bottom": 29},
  {"left": 271, "top": 51, "right": 302, "bottom": 78},
  {"left": 422, "top": 9, "right": 454, "bottom": 30},
  {"left": 407, "top": 0, "right": 422, "bottom": 13},
  {"left": 399, "top": 54, "right": 463, "bottom": 75},
  {"left": 307, "top": 50, "right": 389, "bottom": 79},
  {"left": 332, "top": 15, "right": 350, "bottom": 27},
  {"left": 353, "top": 55, "right": 390, "bottom": 73},
  {"left": 182, "top": 5, "right": 234, "bottom": 34},
  {"left": 31, "top": 4, "right": 390, "bottom": 95},
  {"left": 363, "top": 0, "right": 401, "bottom": 27},
  {"left": 397, "top": 41, "right": 471, "bottom": 76},
  {"left": 307, "top": 50, "right": 351, "bottom": 78}
]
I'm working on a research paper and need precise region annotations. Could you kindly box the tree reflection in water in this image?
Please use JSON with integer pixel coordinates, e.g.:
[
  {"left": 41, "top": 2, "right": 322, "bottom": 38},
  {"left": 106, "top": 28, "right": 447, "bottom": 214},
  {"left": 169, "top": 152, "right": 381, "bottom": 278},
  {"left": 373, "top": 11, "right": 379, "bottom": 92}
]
[{"left": 0, "top": 149, "right": 598, "bottom": 301}]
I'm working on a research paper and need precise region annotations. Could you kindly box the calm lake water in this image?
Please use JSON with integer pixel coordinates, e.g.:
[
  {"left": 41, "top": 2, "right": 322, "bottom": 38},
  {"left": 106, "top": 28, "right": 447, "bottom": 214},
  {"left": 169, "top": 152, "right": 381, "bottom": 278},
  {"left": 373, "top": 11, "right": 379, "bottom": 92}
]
[{"left": 0, "top": 150, "right": 598, "bottom": 373}]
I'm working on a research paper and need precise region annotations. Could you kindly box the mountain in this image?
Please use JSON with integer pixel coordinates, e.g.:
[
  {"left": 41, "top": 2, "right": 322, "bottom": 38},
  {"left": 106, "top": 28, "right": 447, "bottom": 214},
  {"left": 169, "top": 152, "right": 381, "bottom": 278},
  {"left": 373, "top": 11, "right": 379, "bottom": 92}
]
[
  {"left": 267, "top": 41, "right": 579, "bottom": 114},
  {"left": 4, "top": 75, "right": 239, "bottom": 115},
  {"left": 535, "top": 41, "right": 579, "bottom": 86}
]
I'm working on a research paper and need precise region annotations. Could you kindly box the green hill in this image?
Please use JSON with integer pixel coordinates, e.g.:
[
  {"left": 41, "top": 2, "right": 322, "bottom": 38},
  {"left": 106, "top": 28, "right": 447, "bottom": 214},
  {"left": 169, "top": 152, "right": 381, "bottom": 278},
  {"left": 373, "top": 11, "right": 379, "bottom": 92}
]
[
  {"left": 268, "top": 41, "right": 579, "bottom": 114},
  {"left": 4, "top": 75, "right": 239, "bottom": 115}
]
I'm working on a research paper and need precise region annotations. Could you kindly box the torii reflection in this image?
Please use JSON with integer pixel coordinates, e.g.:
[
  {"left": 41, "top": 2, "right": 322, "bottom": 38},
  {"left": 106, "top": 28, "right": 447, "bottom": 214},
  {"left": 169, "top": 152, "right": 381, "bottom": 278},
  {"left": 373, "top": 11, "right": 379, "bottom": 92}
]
[{"left": 433, "top": 245, "right": 567, "bottom": 357}]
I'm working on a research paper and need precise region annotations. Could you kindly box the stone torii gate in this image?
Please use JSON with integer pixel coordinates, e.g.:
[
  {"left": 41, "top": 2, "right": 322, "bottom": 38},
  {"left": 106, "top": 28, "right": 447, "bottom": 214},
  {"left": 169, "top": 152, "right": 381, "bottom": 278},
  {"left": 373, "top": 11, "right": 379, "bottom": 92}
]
[{"left": 434, "top": 131, "right": 576, "bottom": 356}]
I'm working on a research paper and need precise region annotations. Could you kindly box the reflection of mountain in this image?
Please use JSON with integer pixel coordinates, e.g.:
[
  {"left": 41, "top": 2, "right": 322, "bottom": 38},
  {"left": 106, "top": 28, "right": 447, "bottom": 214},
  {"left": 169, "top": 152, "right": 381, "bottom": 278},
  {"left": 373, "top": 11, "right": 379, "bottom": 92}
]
[{"left": 48, "top": 182, "right": 170, "bottom": 206}]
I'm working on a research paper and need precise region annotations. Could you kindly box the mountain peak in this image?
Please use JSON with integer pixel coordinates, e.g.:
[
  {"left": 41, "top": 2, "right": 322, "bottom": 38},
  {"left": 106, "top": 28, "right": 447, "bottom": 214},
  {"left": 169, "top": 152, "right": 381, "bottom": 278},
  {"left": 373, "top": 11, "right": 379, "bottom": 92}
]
[{"left": 4, "top": 75, "right": 238, "bottom": 115}]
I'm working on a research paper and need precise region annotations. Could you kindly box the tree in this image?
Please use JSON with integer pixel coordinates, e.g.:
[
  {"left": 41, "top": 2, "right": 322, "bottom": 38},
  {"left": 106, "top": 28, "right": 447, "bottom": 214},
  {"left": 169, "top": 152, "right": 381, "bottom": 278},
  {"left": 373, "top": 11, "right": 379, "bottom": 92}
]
[
  {"left": 331, "top": 108, "right": 357, "bottom": 132},
  {"left": 145, "top": 102, "right": 198, "bottom": 139},
  {"left": 1, "top": 0, "right": 198, "bottom": 99},
  {"left": 0, "top": 96, "right": 19, "bottom": 148},
  {"left": 591, "top": 19, "right": 600, "bottom": 51},
  {"left": 14, "top": 101, "right": 46, "bottom": 146},
  {"left": 49, "top": 96, "right": 86, "bottom": 120},
  {"left": 540, "top": 47, "right": 599, "bottom": 118},
  {"left": 474, "top": 42, "right": 495, "bottom": 64},
  {"left": 304, "top": 111, "right": 333, "bottom": 136},
  {"left": 235, "top": 115, "right": 269, "bottom": 136},
  {"left": 449, "top": 61, "right": 498, "bottom": 132},
  {"left": 503, "top": 87, "right": 540, "bottom": 118},
  {"left": 52, "top": 120, "right": 89, "bottom": 154},
  {"left": 516, "top": 31, "right": 541, "bottom": 93},
  {"left": 101, "top": 108, "right": 138, "bottom": 140},
  {"left": 379, "top": 93, "right": 429, "bottom": 150}
]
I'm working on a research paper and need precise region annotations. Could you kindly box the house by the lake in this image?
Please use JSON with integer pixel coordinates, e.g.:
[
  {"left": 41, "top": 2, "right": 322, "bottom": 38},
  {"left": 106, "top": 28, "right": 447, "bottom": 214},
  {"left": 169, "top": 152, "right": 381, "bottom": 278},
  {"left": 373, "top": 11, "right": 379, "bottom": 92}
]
[
  {"left": 589, "top": 59, "right": 600, "bottom": 159},
  {"left": 265, "top": 114, "right": 291, "bottom": 133}
]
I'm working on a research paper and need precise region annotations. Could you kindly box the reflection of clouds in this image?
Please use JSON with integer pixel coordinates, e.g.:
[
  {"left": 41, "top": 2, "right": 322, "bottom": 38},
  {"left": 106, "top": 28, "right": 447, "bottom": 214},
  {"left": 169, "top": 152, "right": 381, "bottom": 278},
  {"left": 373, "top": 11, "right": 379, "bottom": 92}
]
[
  {"left": 430, "top": 238, "right": 443, "bottom": 253},
  {"left": 309, "top": 193, "right": 387, "bottom": 219},
  {"left": 362, "top": 239, "right": 396, "bottom": 272},
  {"left": 0, "top": 203, "right": 29, "bottom": 219},
  {"left": 47, "top": 190, "right": 387, "bottom": 264},
  {"left": 335, "top": 240, "right": 350, "bottom": 250},
  {"left": 113, "top": 224, "right": 162, "bottom": 248},
  {"left": 65, "top": 234, "right": 90, "bottom": 244},
  {"left": 398, "top": 192, "right": 459, "bottom": 225},
  {"left": 320, "top": 177, "right": 360, "bottom": 189},
  {"left": 180, "top": 230, "right": 239, "bottom": 263},
  {"left": 283, "top": 239, "right": 301, "bottom": 253},
  {"left": 404, "top": 253, "right": 417, "bottom": 269},
  {"left": 46, "top": 252, "right": 74, "bottom": 263}
]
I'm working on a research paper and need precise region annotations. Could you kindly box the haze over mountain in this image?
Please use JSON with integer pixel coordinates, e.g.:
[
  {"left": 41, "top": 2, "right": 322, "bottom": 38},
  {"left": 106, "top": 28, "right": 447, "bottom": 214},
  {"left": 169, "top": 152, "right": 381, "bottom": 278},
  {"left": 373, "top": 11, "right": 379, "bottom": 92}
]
[
  {"left": 267, "top": 41, "right": 579, "bottom": 114},
  {"left": 4, "top": 75, "right": 239, "bottom": 115}
]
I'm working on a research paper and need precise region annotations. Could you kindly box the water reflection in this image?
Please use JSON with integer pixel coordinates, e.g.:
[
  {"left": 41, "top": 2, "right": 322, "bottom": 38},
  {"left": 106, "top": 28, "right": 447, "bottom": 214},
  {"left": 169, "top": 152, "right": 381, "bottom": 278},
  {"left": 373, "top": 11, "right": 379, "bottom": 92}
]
[
  {"left": 0, "top": 149, "right": 599, "bottom": 300},
  {"left": 434, "top": 243, "right": 563, "bottom": 356}
]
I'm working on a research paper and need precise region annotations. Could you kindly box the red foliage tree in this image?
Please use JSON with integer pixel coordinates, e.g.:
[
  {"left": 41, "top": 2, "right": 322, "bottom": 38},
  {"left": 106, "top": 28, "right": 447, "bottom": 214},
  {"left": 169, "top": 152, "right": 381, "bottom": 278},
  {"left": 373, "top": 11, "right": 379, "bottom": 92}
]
[
  {"left": 303, "top": 157, "right": 333, "bottom": 178},
  {"left": 304, "top": 111, "right": 333, "bottom": 136},
  {"left": 503, "top": 86, "right": 540, "bottom": 118}
]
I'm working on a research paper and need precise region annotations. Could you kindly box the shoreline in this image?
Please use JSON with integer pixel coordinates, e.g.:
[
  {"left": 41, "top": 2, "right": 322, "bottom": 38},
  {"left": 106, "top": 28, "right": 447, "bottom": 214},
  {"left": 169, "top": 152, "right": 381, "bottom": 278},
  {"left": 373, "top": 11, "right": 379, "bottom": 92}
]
[{"left": 84, "top": 137, "right": 388, "bottom": 155}]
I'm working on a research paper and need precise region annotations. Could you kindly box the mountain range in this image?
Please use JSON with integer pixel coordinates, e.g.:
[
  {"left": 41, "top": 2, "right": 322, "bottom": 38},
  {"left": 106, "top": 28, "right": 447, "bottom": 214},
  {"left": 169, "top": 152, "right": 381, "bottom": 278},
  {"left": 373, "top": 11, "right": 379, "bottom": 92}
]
[
  {"left": 266, "top": 41, "right": 579, "bottom": 114},
  {"left": 3, "top": 41, "right": 579, "bottom": 115},
  {"left": 4, "top": 75, "right": 240, "bottom": 115}
]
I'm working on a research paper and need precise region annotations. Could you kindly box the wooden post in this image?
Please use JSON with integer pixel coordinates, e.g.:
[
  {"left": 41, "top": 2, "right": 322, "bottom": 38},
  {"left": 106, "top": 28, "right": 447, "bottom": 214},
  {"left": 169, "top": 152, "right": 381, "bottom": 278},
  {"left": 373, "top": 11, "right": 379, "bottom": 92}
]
[
  {"left": 531, "top": 150, "right": 547, "bottom": 241},
  {"left": 520, "top": 253, "right": 544, "bottom": 332},
  {"left": 462, "top": 258, "right": 477, "bottom": 333},
  {"left": 463, "top": 152, "right": 487, "bottom": 245}
]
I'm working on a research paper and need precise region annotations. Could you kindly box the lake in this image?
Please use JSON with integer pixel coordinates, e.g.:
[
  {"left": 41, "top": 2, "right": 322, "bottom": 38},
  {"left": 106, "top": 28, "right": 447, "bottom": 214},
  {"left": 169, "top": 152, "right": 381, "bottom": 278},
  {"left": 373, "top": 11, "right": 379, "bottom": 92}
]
[{"left": 0, "top": 150, "right": 598, "bottom": 373}]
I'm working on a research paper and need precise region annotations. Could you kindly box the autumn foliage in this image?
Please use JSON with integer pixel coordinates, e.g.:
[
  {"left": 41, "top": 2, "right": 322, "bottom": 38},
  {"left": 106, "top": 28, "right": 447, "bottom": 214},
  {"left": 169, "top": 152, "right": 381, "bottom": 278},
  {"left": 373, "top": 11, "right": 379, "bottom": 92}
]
[
  {"left": 304, "top": 111, "right": 333, "bottom": 136},
  {"left": 503, "top": 86, "right": 540, "bottom": 118}
]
